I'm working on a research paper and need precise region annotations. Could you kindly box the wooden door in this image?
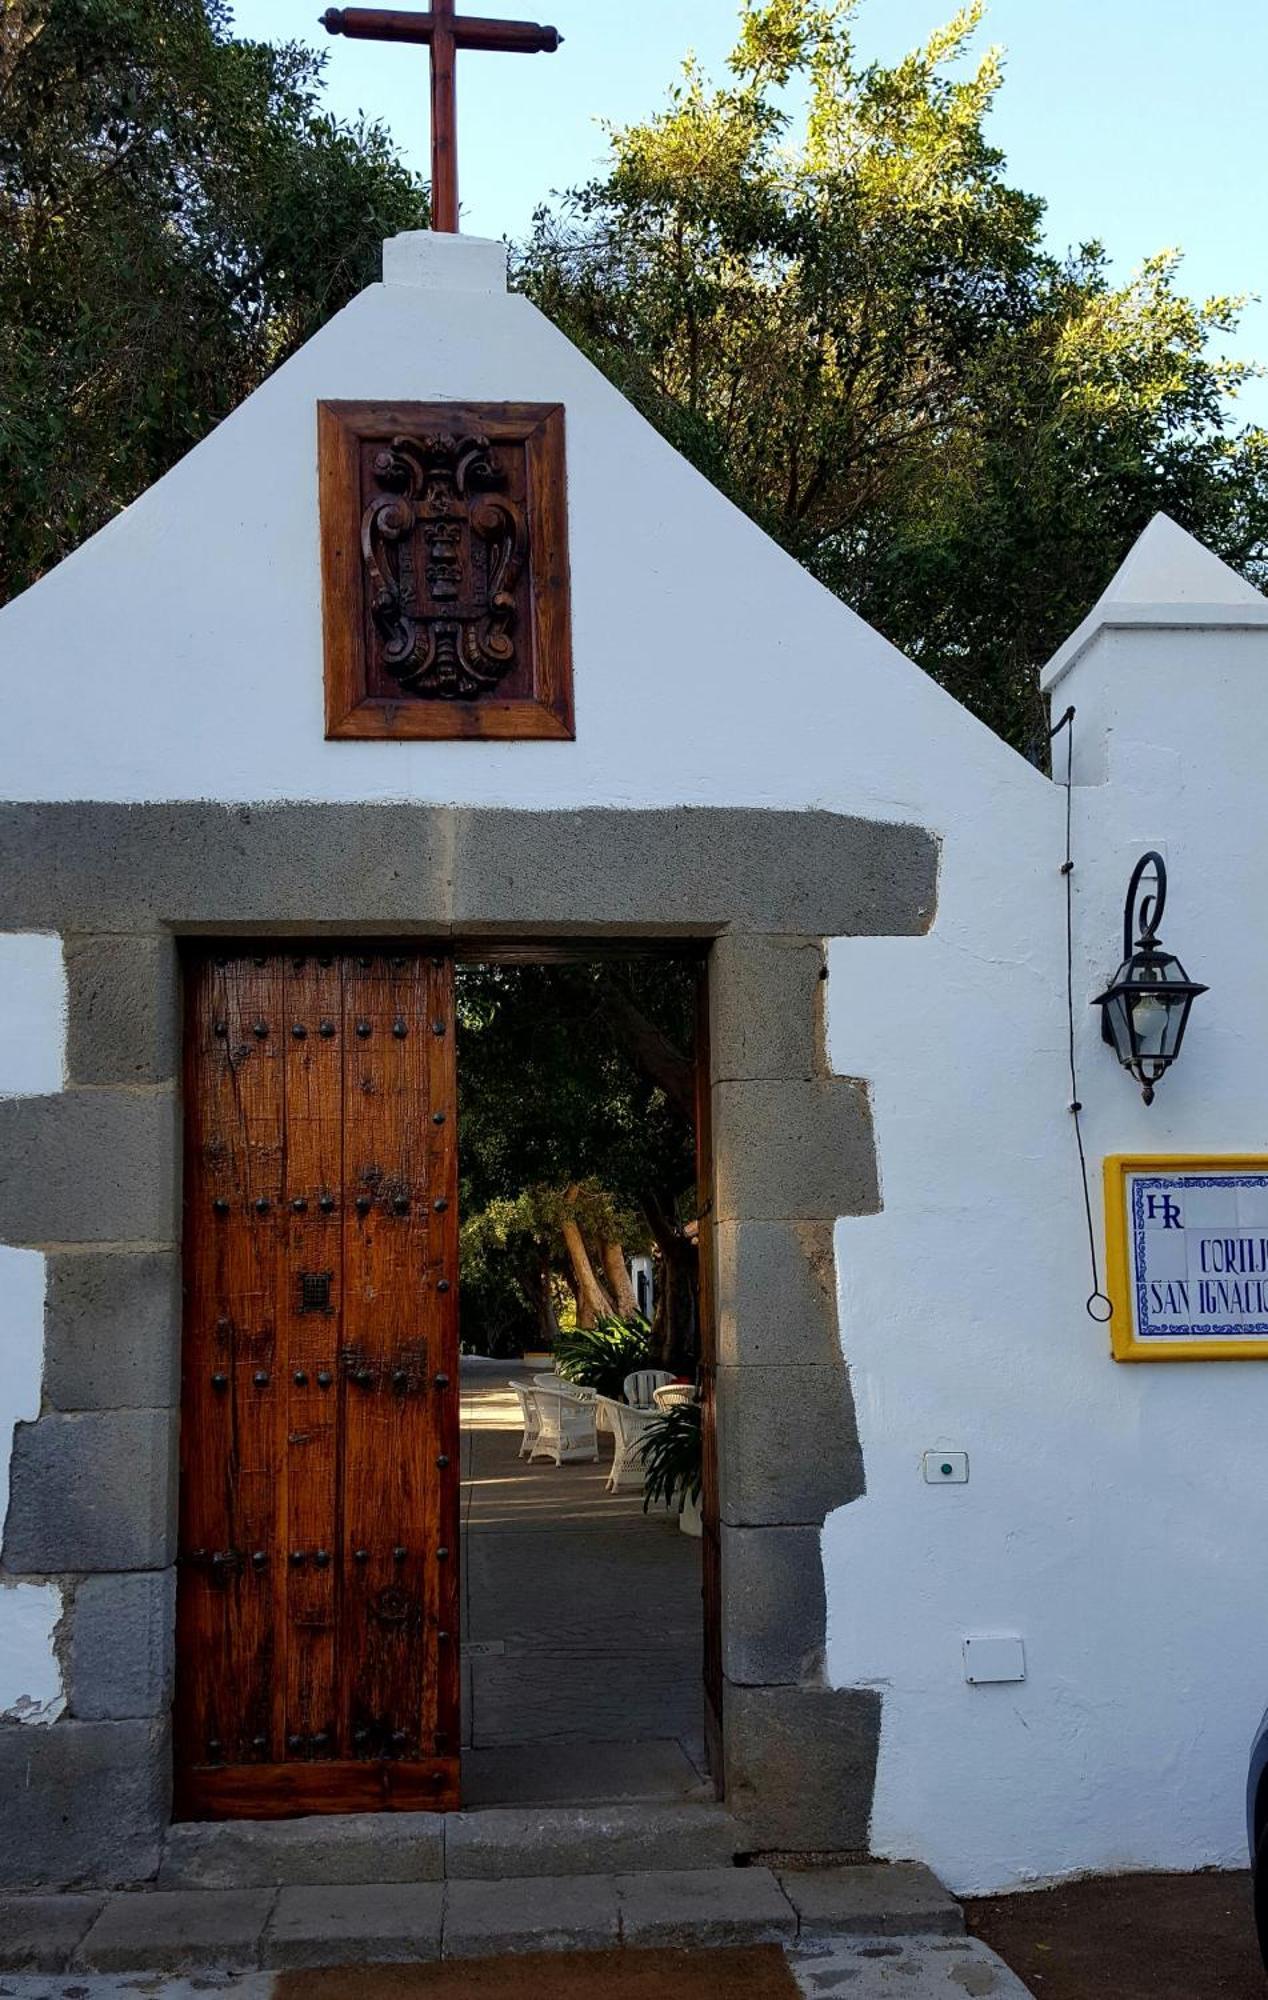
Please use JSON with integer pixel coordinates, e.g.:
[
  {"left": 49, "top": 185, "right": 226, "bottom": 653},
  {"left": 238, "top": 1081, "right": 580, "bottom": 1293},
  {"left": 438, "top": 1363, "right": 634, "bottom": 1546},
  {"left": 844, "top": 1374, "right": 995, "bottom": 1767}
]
[{"left": 175, "top": 946, "right": 460, "bottom": 1819}]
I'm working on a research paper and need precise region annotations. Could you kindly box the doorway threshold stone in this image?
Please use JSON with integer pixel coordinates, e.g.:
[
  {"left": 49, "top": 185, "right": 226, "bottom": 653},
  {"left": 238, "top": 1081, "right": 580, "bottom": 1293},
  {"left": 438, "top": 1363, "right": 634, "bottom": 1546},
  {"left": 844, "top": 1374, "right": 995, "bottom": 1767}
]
[
  {"left": 160, "top": 1813, "right": 444, "bottom": 1889},
  {"left": 445, "top": 1801, "right": 744, "bottom": 1877},
  {"left": 461, "top": 1737, "right": 710, "bottom": 1808}
]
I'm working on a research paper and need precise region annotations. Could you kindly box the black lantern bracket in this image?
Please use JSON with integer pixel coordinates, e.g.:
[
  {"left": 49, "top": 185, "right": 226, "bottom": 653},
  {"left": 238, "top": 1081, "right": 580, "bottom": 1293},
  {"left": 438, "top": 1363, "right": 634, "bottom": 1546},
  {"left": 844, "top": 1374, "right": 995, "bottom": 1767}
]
[{"left": 1093, "top": 851, "right": 1207, "bottom": 1104}]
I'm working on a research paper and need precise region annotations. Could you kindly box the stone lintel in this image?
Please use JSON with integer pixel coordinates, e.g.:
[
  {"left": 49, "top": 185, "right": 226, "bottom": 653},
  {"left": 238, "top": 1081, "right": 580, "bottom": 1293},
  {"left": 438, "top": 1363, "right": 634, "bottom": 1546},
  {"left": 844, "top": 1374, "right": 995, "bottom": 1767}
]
[{"left": 0, "top": 803, "right": 936, "bottom": 940}]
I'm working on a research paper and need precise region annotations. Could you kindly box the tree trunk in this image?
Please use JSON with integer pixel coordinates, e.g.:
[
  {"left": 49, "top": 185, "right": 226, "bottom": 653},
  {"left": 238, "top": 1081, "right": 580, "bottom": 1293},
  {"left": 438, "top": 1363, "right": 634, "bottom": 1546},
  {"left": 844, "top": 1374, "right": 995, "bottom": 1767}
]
[
  {"left": 600, "top": 1241, "right": 640, "bottom": 1318},
  {"left": 523, "top": 1249, "right": 561, "bottom": 1349},
  {"left": 641, "top": 1188, "right": 699, "bottom": 1372},
  {"left": 596, "top": 975, "right": 696, "bottom": 1126},
  {"left": 560, "top": 1191, "right": 616, "bottom": 1327}
]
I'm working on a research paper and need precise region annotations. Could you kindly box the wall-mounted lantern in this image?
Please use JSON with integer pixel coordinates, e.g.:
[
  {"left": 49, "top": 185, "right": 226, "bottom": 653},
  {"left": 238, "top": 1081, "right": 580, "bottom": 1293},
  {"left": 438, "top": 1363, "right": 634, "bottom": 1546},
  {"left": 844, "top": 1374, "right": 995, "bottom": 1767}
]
[{"left": 1093, "top": 851, "right": 1207, "bottom": 1104}]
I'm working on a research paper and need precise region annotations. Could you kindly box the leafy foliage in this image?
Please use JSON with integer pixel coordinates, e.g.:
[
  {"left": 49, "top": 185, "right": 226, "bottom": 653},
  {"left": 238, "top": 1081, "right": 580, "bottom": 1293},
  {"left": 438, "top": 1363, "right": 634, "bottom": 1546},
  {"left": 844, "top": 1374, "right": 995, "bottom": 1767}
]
[
  {"left": 517, "top": 0, "right": 1268, "bottom": 756},
  {"left": 640, "top": 1402, "right": 702, "bottom": 1513},
  {"left": 553, "top": 1315, "right": 655, "bottom": 1399},
  {"left": 457, "top": 962, "right": 698, "bottom": 1358},
  {"left": 0, "top": 0, "right": 426, "bottom": 607}
]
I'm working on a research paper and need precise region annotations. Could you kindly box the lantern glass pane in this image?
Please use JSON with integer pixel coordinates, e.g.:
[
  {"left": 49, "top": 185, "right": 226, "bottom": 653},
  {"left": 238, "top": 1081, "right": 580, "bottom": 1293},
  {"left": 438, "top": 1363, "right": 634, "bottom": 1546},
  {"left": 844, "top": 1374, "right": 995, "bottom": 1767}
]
[
  {"left": 1103, "top": 988, "right": 1135, "bottom": 1066},
  {"left": 1129, "top": 988, "right": 1170, "bottom": 1060}
]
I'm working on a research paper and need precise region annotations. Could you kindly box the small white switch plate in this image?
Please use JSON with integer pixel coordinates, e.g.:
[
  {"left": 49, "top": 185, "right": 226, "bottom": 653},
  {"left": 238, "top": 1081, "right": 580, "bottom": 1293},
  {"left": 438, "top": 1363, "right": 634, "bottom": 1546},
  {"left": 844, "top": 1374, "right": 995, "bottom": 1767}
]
[
  {"left": 923, "top": 1450, "right": 968, "bottom": 1484},
  {"left": 962, "top": 1634, "right": 1026, "bottom": 1685}
]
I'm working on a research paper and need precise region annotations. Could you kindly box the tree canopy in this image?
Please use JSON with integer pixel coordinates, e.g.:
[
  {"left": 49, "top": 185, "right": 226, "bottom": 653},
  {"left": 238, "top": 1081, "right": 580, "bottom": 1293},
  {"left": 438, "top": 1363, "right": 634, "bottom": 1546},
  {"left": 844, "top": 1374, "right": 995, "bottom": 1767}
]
[
  {"left": 518, "top": 0, "right": 1268, "bottom": 753},
  {"left": 0, "top": 0, "right": 426, "bottom": 608},
  {"left": 456, "top": 960, "right": 699, "bottom": 1361}
]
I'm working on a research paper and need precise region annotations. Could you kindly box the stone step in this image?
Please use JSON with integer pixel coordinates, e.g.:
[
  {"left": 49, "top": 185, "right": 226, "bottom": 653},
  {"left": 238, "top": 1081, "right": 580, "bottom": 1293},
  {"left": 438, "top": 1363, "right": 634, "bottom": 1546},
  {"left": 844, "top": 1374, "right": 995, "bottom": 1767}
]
[
  {"left": 158, "top": 1800, "right": 745, "bottom": 1889},
  {"left": 1, "top": 1861, "right": 965, "bottom": 1974},
  {"left": 777, "top": 1862, "right": 964, "bottom": 1938},
  {"left": 445, "top": 1802, "right": 746, "bottom": 1878}
]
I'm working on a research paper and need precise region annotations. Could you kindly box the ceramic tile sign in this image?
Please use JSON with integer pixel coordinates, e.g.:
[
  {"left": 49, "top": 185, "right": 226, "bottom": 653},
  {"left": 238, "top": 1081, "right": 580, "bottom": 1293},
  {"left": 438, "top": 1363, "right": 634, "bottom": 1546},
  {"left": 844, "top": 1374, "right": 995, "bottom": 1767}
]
[{"left": 1104, "top": 1155, "right": 1268, "bottom": 1360}]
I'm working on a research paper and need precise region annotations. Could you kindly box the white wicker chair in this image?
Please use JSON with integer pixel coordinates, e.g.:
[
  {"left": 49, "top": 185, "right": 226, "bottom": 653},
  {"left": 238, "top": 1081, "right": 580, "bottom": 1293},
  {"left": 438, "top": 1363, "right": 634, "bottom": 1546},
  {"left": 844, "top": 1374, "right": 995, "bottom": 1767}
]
[
  {"left": 508, "top": 1380, "right": 542, "bottom": 1459},
  {"left": 623, "top": 1368, "right": 675, "bottom": 1410},
  {"left": 536, "top": 1372, "right": 611, "bottom": 1430},
  {"left": 652, "top": 1381, "right": 697, "bottom": 1411},
  {"left": 532, "top": 1386, "right": 599, "bottom": 1465},
  {"left": 601, "top": 1396, "right": 660, "bottom": 1492}
]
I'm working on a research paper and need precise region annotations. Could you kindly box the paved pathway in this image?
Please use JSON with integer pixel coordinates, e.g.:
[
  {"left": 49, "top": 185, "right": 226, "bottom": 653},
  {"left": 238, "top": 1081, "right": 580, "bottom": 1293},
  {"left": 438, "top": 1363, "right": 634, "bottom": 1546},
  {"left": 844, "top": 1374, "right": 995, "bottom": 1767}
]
[
  {"left": 459, "top": 1360, "right": 706, "bottom": 1801},
  {"left": 0, "top": 1938, "right": 1034, "bottom": 1995}
]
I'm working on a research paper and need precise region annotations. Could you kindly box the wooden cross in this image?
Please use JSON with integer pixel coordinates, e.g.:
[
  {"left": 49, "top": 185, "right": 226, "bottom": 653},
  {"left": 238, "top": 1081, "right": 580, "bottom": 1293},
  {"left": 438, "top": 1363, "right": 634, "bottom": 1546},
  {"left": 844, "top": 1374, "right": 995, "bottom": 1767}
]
[{"left": 321, "top": 5, "right": 562, "bottom": 236}]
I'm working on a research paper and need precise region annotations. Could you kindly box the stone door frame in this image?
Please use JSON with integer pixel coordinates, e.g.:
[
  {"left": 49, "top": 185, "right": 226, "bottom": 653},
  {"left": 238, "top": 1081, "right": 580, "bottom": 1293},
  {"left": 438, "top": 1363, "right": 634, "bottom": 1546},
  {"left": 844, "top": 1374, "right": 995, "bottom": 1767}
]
[{"left": 0, "top": 803, "right": 937, "bottom": 1886}]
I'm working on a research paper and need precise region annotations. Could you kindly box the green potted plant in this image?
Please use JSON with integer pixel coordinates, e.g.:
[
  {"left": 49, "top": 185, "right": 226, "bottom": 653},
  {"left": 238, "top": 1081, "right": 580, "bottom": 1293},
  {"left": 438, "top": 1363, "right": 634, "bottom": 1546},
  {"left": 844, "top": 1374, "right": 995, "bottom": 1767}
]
[
  {"left": 553, "top": 1313, "right": 654, "bottom": 1400},
  {"left": 640, "top": 1402, "right": 703, "bottom": 1537}
]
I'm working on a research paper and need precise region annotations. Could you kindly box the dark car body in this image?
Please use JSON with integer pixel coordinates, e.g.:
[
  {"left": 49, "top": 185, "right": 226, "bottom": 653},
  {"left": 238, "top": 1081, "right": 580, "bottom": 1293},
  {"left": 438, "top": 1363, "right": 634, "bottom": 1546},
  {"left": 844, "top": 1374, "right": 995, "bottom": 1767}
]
[{"left": 1248, "top": 1707, "right": 1268, "bottom": 1968}]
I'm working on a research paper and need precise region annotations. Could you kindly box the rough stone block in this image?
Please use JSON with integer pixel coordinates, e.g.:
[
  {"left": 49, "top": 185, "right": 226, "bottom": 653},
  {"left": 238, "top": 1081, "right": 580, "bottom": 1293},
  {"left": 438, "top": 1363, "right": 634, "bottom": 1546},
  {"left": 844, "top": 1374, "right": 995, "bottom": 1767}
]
[
  {"left": 710, "top": 934, "right": 825, "bottom": 1082},
  {"left": 714, "top": 1219, "right": 841, "bottom": 1370},
  {"left": 68, "top": 1570, "right": 175, "bottom": 1720},
  {"left": 712, "top": 1078, "right": 878, "bottom": 1224},
  {"left": 64, "top": 935, "right": 178, "bottom": 1086},
  {"left": 450, "top": 808, "right": 937, "bottom": 937},
  {"left": 74, "top": 1888, "right": 273, "bottom": 1972},
  {"left": 160, "top": 1811, "right": 444, "bottom": 1888},
  {"left": 0, "top": 1088, "right": 178, "bottom": 1247},
  {"left": 0, "top": 804, "right": 937, "bottom": 941},
  {"left": 442, "top": 1873, "right": 620, "bottom": 1957},
  {"left": 0, "top": 1892, "right": 104, "bottom": 1970},
  {"left": 777, "top": 1861, "right": 963, "bottom": 1937},
  {"left": 45, "top": 1251, "right": 180, "bottom": 1411},
  {"left": 263, "top": 1883, "right": 443, "bottom": 1968},
  {"left": 0, "top": 1720, "right": 168, "bottom": 1889},
  {"left": 716, "top": 1363, "right": 863, "bottom": 1526},
  {"left": 724, "top": 1684, "right": 880, "bottom": 1853},
  {"left": 721, "top": 1525, "right": 826, "bottom": 1685},
  {"left": 4, "top": 1410, "right": 178, "bottom": 1573},
  {"left": 444, "top": 1803, "right": 743, "bottom": 1879},
  {"left": 615, "top": 1866, "right": 795, "bottom": 1948},
  {"left": 0, "top": 804, "right": 454, "bottom": 933}
]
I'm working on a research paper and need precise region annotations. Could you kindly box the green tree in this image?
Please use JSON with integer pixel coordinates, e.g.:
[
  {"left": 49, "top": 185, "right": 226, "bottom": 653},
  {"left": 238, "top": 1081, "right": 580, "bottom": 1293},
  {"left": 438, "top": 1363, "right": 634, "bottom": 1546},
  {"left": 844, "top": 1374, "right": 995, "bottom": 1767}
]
[
  {"left": 0, "top": 0, "right": 426, "bottom": 607},
  {"left": 457, "top": 961, "right": 699, "bottom": 1362},
  {"left": 518, "top": 0, "right": 1268, "bottom": 754}
]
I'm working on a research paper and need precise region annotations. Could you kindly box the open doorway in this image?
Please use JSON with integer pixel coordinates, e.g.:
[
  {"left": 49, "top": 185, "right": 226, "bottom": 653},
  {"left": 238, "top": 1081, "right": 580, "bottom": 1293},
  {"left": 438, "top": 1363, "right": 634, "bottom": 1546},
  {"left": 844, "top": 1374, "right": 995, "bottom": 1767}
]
[{"left": 455, "top": 949, "right": 717, "bottom": 1809}]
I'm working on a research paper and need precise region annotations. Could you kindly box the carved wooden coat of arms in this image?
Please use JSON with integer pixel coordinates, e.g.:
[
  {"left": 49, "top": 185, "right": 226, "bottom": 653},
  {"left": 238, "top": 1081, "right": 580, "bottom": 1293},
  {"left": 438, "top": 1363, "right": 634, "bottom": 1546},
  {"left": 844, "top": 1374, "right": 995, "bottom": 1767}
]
[{"left": 319, "top": 401, "right": 573, "bottom": 740}]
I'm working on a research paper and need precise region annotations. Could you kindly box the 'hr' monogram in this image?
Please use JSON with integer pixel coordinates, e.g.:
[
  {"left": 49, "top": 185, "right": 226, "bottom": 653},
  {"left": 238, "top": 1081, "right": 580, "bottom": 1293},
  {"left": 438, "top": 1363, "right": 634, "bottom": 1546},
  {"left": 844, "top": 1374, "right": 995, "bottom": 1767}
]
[{"left": 1145, "top": 1192, "right": 1183, "bottom": 1229}]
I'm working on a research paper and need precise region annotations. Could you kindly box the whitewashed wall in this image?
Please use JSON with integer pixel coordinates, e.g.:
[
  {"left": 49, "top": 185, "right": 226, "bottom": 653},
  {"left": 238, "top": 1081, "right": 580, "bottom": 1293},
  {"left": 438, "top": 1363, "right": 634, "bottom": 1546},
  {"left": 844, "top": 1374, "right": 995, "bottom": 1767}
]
[
  {"left": 1, "top": 234, "right": 1267, "bottom": 1886},
  {"left": 824, "top": 525, "right": 1268, "bottom": 1891},
  {"left": 0, "top": 936, "right": 67, "bottom": 1724}
]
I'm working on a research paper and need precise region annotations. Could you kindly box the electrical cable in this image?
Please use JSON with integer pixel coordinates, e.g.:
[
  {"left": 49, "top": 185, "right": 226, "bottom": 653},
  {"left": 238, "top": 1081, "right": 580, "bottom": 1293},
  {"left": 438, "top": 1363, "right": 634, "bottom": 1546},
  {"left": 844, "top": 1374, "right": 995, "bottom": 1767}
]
[{"left": 1050, "top": 704, "right": 1114, "bottom": 1323}]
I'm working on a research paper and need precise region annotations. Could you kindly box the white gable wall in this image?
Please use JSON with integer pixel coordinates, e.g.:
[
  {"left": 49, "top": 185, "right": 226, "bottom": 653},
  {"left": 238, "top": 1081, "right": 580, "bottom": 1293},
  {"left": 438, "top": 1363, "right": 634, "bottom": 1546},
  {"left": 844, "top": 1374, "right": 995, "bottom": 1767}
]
[
  {"left": 0, "top": 237, "right": 1042, "bottom": 831},
  {"left": 2, "top": 236, "right": 1267, "bottom": 1891}
]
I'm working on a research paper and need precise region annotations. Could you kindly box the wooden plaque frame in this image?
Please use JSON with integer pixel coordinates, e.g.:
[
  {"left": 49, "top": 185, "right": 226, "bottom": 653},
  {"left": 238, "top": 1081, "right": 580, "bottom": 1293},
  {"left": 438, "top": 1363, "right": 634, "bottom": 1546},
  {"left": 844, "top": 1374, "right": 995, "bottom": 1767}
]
[{"left": 319, "top": 400, "right": 574, "bottom": 741}]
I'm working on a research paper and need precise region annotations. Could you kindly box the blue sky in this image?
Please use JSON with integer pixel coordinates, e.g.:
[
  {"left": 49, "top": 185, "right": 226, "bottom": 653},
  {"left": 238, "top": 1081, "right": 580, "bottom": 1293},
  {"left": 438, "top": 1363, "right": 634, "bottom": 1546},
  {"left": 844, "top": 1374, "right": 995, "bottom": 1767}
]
[{"left": 230, "top": 0, "right": 1268, "bottom": 425}]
